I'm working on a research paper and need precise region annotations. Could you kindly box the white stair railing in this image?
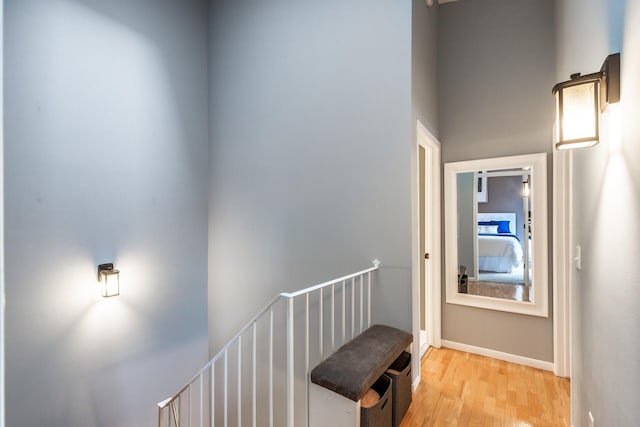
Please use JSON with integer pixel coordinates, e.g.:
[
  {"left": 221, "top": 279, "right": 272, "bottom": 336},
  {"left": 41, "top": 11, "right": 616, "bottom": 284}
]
[{"left": 158, "top": 260, "right": 381, "bottom": 427}]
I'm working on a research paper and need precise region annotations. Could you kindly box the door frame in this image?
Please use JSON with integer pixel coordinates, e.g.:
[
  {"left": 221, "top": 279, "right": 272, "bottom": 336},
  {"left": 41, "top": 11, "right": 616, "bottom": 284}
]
[
  {"left": 411, "top": 120, "right": 441, "bottom": 391},
  {"left": 553, "top": 149, "right": 572, "bottom": 378}
]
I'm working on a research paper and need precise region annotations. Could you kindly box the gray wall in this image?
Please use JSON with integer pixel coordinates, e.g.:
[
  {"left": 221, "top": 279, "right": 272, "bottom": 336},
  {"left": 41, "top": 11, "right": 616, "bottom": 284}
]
[
  {"left": 438, "top": 0, "right": 555, "bottom": 361},
  {"left": 4, "top": 0, "right": 209, "bottom": 425},
  {"left": 479, "top": 176, "right": 525, "bottom": 242},
  {"left": 456, "top": 173, "right": 476, "bottom": 276},
  {"left": 556, "top": 0, "right": 640, "bottom": 425},
  {"left": 413, "top": 0, "right": 439, "bottom": 136},
  {"left": 413, "top": 0, "right": 439, "bottom": 334},
  {"left": 207, "top": 0, "right": 413, "bottom": 353}
]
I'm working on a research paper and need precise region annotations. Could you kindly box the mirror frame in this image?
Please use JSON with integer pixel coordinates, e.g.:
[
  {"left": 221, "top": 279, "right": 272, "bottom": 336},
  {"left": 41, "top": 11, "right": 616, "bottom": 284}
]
[{"left": 444, "top": 153, "right": 549, "bottom": 317}]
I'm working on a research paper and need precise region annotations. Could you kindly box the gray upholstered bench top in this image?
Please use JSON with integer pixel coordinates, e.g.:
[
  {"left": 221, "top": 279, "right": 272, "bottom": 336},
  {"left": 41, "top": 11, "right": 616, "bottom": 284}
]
[{"left": 310, "top": 324, "right": 412, "bottom": 402}]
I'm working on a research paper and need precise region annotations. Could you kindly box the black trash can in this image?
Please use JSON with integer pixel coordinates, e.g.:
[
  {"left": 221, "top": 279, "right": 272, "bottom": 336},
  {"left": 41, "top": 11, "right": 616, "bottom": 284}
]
[
  {"left": 386, "top": 351, "right": 412, "bottom": 427},
  {"left": 458, "top": 273, "right": 468, "bottom": 293},
  {"left": 361, "top": 374, "right": 392, "bottom": 427},
  {"left": 458, "top": 265, "right": 468, "bottom": 293}
]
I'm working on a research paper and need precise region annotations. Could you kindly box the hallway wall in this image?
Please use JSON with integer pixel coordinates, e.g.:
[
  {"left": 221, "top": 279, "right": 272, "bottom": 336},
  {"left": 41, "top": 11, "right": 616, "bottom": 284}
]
[
  {"left": 207, "top": 0, "right": 414, "bottom": 354},
  {"left": 412, "top": 0, "right": 440, "bottom": 387},
  {"left": 4, "top": 1, "right": 210, "bottom": 425},
  {"left": 413, "top": 0, "right": 439, "bottom": 137},
  {"left": 556, "top": 0, "right": 640, "bottom": 424},
  {"left": 437, "top": 0, "right": 556, "bottom": 362}
]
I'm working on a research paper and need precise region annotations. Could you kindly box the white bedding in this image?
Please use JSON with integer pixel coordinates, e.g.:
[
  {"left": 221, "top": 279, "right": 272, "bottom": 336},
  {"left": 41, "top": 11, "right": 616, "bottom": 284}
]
[{"left": 478, "top": 234, "right": 523, "bottom": 273}]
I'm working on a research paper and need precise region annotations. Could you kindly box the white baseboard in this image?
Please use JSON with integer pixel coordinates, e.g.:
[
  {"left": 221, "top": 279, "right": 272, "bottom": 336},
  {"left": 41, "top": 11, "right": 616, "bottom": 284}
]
[
  {"left": 412, "top": 374, "right": 421, "bottom": 393},
  {"left": 419, "top": 341, "right": 429, "bottom": 358},
  {"left": 441, "top": 340, "right": 554, "bottom": 372}
]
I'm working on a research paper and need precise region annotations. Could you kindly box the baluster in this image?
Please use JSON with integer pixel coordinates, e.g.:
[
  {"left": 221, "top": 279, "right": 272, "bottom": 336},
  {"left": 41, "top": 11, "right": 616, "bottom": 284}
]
[
  {"left": 211, "top": 363, "right": 215, "bottom": 427},
  {"left": 368, "top": 272, "right": 372, "bottom": 328},
  {"left": 305, "top": 293, "right": 310, "bottom": 375},
  {"left": 351, "top": 277, "right": 355, "bottom": 339},
  {"left": 359, "top": 275, "right": 364, "bottom": 333},
  {"left": 319, "top": 288, "right": 324, "bottom": 359},
  {"left": 224, "top": 350, "right": 228, "bottom": 427},
  {"left": 341, "top": 280, "right": 346, "bottom": 344},
  {"left": 237, "top": 336, "right": 242, "bottom": 427},
  {"left": 305, "top": 293, "right": 310, "bottom": 427},
  {"left": 172, "top": 396, "right": 180, "bottom": 427},
  {"left": 188, "top": 384, "right": 192, "bottom": 427},
  {"left": 286, "top": 298, "right": 294, "bottom": 427},
  {"left": 252, "top": 323, "right": 257, "bottom": 427},
  {"left": 200, "top": 372, "right": 204, "bottom": 427},
  {"left": 331, "top": 284, "right": 335, "bottom": 352},
  {"left": 269, "top": 308, "right": 274, "bottom": 427}
]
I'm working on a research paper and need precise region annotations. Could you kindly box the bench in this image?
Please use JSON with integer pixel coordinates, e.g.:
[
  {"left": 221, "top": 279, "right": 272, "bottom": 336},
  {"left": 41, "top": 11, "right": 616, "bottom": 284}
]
[{"left": 309, "top": 324, "right": 412, "bottom": 427}]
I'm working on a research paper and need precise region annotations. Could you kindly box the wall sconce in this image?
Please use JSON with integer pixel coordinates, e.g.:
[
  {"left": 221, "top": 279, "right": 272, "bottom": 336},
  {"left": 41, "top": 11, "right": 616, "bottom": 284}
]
[
  {"left": 98, "top": 263, "right": 120, "bottom": 297},
  {"left": 522, "top": 178, "right": 530, "bottom": 198},
  {"left": 553, "top": 53, "right": 620, "bottom": 150}
]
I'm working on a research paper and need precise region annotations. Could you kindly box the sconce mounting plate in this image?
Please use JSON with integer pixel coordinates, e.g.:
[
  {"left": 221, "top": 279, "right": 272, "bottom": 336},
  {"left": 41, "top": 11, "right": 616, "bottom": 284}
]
[{"left": 600, "top": 53, "right": 620, "bottom": 111}]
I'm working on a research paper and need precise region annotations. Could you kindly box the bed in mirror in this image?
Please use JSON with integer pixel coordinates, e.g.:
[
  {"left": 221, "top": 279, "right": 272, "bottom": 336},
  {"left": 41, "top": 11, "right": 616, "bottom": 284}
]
[{"left": 444, "top": 153, "right": 549, "bottom": 317}]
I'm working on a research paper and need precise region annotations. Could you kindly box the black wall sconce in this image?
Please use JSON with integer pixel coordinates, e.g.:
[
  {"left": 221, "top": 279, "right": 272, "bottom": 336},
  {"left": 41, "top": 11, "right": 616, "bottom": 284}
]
[
  {"left": 98, "top": 263, "right": 120, "bottom": 297},
  {"left": 553, "top": 53, "right": 620, "bottom": 150}
]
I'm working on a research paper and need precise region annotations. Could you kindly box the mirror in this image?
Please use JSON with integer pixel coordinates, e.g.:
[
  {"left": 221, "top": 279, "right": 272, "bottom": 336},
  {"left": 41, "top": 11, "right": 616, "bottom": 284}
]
[{"left": 444, "top": 153, "right": 548, "bottom": 317}]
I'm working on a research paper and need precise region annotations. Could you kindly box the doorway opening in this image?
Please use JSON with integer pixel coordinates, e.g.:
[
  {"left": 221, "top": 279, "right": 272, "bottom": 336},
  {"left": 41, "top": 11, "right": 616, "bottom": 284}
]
[{"left": 414, "top": 121, "right": 441, "bottom": 361}]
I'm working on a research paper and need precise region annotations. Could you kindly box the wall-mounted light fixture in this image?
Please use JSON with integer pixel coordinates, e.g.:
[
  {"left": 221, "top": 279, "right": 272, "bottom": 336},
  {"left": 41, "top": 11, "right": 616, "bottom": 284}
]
[
  {"left": 98, "top": 263, "right": 120, "bottom": 297},
  {"left": 553, "top": 53, "right": 620, "bottom": 150},
  {"left": 522, "top": 177, "right": 530, "bottom": 198}
]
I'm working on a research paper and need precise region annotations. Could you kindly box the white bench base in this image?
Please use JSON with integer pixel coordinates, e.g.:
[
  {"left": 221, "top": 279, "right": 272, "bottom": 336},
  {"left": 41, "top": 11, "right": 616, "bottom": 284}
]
[{"left": 309, "top": 382, "right": 361, "bottom": 427}]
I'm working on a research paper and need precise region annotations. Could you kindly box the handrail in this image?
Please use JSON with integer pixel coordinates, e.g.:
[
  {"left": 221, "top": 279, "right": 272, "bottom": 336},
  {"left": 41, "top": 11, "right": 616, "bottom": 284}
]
[
  {"left": 282, "top": 259, "right": 380, "bottom": 298},
  {"left": 157, "top": 259, "right": 381, "bottom": 427}
]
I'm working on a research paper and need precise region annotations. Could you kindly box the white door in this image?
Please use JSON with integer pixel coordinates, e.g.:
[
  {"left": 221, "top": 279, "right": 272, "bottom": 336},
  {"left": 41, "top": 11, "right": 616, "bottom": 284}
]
[
  {"left": 417, "top": 122, "right": 441, "bottom": 358},
  {"left": 419, "top": 145, "right": 430, "bottom": 357}
]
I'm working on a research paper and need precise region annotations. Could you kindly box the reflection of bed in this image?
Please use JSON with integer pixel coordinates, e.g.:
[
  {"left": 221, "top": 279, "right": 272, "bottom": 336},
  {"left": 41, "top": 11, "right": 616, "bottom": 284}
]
[{"left": 477, "top": 213, "right": 523, "bottom": 273}]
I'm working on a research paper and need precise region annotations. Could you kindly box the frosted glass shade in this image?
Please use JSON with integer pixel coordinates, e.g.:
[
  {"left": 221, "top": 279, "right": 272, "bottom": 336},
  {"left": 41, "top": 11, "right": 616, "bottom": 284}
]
[
  {"left": 554, "top": 79, "right": 599, "bottom": 150},
  {"left": 98, "top": 264, "right": 120, "bottom": 297},
  {"left": 552, "top": 54, "right": 620, "bottom": 150}
]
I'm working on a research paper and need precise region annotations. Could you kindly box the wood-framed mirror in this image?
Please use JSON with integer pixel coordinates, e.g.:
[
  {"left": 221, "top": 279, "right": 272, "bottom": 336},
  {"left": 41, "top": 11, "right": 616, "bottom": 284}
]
[{"left": 444, "top": 153, "right": 549, "bottom": 317}]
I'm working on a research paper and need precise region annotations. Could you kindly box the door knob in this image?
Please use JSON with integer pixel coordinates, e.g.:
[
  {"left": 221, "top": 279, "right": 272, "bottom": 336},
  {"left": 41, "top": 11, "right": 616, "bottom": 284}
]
[{"left": 425, "top": 253, "right": 430, "bottom": 259}]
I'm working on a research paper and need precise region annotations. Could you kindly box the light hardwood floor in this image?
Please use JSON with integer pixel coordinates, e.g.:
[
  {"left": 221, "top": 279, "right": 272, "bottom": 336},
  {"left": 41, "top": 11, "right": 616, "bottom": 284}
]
[
  {"left": 467, "top": 281, "right": 531, "bottom": 302},
  {"left": 400, "top": 347, "right": 570, "bottom": 427}
]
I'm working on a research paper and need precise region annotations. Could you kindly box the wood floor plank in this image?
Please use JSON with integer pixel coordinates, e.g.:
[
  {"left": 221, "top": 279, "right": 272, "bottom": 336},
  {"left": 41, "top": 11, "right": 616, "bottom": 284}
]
[{"left": 400, "top": 347, "right": 570, "bottom": 427}]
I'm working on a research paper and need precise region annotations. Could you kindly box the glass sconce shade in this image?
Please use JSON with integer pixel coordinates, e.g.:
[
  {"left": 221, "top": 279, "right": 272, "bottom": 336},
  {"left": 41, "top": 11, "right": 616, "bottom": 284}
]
[
  {"left": 553, "top": 76, "right": 600, "bottom": 149},
  {"left": 552, "top": 53, "right": 620, "bottom": 150},
  {"left": 98, "top": 263, "right": 120, "bottom": 297}
]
